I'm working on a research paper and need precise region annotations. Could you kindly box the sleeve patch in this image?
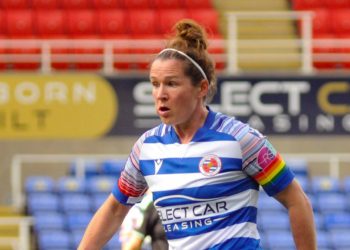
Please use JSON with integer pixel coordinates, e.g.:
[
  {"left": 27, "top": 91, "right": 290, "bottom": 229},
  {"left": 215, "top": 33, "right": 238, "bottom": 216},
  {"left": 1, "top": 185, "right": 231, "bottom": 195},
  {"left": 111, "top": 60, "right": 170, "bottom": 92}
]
[{"left": 257, "top": 141, "right": 277, "bottom": 169}]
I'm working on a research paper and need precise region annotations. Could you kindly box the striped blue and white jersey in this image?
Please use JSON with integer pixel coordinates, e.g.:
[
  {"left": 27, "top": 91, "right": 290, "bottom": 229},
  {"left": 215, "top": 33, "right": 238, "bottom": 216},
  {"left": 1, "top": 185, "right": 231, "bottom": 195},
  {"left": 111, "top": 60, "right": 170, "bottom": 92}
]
[{"left": 113, "top": 109, "right": 294, "bottom": 250}]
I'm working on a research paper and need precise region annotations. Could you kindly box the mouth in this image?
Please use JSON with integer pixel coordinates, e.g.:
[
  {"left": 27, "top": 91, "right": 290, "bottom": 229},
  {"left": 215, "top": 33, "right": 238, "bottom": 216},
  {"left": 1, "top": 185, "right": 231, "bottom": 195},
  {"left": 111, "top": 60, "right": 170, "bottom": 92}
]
[
  {"left": 159, "top": 106, "right": 169, "bottom": 112},
  {"left": 158, "top": 106, "right": 170, "bottom": 116}
]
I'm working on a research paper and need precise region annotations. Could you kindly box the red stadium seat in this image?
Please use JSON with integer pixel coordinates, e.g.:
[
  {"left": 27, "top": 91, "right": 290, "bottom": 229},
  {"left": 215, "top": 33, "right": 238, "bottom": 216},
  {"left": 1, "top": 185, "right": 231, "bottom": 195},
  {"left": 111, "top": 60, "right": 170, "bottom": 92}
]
[
  {"left": 61, "top": 0, "right": 92, "bottom": 9},
  {"left": 66, "top": 10, "right": 100, "bottom": 69},
  {"left": 292, "top": 0, "right": 323, "bottom": 10},
  {"left": 34, "top": 10, "right": 69, "bottom": 70},
  {"left": 6, "top": 39, "right": 41, "bottom": 70},
  {"left": 66, "top": 10, "right": 97, "bottom": 37},
  {"left": 32, "top": 0, "right": 60, "bottom": 9},
  {"left": 312, "top": 9, "right": 332, "bottom": 36},
  {"left": 1, "top": 0, "right": 30, "bottom": 8},
  {"left": 122, "top": 0, "right": 151, "bottom": 9},
  {"left": 96, "top": 10, "right": 130, "bottom": 69},
  {"left": 127, "top": 10, "right": 158, "bottom": 37},
  {"left": 4, "top": 10, "right": 39, "bottom": 70},
  {"left": 4, "top": 7, "right": 41, "bottom": 72},
  {"left": 208, "top": 35, "right": 226, "bottom": 71},
  {"left": 97, "top": 10, "right": 128, "bottom": 36},
  {"left": 158, "top": 9, "right": 188, "bottom": 34},
  {"left": 5, "top": 10, "right": 34, "bottom": 37},
  {"left": 183, "top": 0, "right": 212, "bottom": 9},
  {"left": 322, "top": 0, "right": 350, "bottom": 8},
  {"left": 337, "top": 34, "right": 350, "bottom": 68},
  {"left": 127, "top": 10, "right": 162, "bottom": 69},
  {"left": 72, "top": 40, "right": 103, "bottom": 70},
  {"left": 313, "top": 34, "right": 340, "bottom": 69},
  {"left": 50, "top": 44, "right": 72, "bottom": 70},
  {"left": 128, "top": 37, "right": 162, "bottom": 70},
  {"left": 0, "top": 45, "right": 7, "bottom": 70},
  {"left": 0, "top": 12, "right": 5, "bottom": 69},
  {"left": 34, "top": 10, "right": 66, "bottom": 37},
  {"left": 188, "top": 9, "right": 220, "bottom": 36},
  {"left": 0, "top": 11, "right": 5, "bottom": 36},
  {"left": 92, "top": 0, "right": 122, "bottom": 8},
  {"left": 111, "top": 36, "right": 133, "bottom": 70},
  {"left": 331, "top": 10, "right": 350, "bottom": 35},
  {"left": 153, "top": 0, "right": 183, "bottom": 9}
]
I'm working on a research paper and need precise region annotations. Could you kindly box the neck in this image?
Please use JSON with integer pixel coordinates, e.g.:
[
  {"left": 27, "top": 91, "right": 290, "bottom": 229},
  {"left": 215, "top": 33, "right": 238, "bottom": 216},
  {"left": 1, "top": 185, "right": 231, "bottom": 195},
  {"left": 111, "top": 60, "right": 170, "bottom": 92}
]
[{"left": 174, "top": 107, "right": 209, "bottom": 144}]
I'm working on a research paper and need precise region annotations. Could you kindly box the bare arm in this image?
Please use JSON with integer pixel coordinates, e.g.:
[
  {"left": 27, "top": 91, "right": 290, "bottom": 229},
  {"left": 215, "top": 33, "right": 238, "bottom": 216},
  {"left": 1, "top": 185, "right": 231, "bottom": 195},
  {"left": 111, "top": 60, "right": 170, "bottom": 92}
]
[
  {"left": 78, "top": 194, "right": 131, "bottom": 250},
  {"left": 274, "top": 179, "right": 317, "bottom": 250}
]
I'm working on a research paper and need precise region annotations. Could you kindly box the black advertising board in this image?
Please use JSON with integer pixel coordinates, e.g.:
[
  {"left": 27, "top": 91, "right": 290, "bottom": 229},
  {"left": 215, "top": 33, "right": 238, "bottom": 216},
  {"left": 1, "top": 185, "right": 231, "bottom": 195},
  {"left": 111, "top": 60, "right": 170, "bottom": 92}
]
[{"left": 107, "top": 75, "right": 350, "bottom": 136}]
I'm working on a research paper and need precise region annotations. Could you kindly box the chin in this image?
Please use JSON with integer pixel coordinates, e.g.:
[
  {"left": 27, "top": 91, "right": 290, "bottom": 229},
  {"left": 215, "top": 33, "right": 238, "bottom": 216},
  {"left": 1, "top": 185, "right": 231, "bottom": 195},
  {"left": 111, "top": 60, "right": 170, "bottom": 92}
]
[
  {"left": 159, "top": 117, "right": 173, "bottom": 125},
  {"left": 160, "top": 119, "right": 172, "bottom": 125}
]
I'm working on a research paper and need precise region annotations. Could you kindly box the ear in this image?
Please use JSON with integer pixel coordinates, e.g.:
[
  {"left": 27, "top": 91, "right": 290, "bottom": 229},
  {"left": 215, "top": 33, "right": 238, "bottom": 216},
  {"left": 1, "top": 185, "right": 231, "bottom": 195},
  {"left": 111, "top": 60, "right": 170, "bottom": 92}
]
[{"left": 198, "top": 79, "right": 209, "bottom": 99}]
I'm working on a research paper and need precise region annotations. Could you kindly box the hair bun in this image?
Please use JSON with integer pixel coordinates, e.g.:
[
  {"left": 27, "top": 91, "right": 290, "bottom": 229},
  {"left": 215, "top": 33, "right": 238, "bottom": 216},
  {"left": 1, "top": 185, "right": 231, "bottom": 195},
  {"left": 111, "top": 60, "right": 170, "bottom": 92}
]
[{"left": 172, "top": 19, "right": 208, "bottom": 51}]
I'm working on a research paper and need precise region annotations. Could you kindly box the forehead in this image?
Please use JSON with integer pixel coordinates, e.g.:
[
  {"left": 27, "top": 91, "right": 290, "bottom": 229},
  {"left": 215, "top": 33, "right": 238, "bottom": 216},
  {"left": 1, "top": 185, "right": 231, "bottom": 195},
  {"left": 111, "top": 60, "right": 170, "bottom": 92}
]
[{"left": 150, "top": 58, "right": 186, "bottom": 79}]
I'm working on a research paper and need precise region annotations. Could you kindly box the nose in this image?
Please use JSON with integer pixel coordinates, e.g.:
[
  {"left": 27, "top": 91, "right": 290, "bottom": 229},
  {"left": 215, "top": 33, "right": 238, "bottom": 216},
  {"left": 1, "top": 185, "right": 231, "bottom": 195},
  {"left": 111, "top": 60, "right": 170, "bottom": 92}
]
[{"left": 155, "top": 84, "right": 168, "bottom": 100}]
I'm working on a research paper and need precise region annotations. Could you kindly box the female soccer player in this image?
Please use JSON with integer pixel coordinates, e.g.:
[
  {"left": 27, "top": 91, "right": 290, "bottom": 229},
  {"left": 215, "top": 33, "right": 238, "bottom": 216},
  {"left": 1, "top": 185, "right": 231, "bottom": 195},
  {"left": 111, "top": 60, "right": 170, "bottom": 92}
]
[{"left": 78, "top": 19, "right": 316, "bottom": 250}]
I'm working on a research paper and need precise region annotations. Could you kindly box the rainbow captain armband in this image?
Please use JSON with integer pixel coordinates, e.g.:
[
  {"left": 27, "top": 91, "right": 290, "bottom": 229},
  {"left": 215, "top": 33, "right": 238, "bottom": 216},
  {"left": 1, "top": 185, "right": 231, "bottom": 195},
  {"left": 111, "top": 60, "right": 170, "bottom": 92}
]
[{"left": 251, "top": 141, "right": 294, "bottom": 196}]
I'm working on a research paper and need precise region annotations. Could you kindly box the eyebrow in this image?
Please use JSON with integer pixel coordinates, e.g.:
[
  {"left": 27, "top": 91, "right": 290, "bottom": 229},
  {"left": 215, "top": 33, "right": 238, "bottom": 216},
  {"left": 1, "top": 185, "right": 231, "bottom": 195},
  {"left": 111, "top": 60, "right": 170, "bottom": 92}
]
[{"left": 150, "top": 75, "right": 181, "bottom": 81}]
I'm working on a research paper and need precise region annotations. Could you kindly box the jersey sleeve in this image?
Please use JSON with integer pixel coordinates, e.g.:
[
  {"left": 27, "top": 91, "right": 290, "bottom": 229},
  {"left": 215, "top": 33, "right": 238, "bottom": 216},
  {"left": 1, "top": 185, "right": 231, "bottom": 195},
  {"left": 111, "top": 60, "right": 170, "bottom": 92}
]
[
  {"left": 239, "top": 127, "right": 295, "bottom": 196},
  {"left": 112, "top": 134, "right": 149, "bottom": 206}
]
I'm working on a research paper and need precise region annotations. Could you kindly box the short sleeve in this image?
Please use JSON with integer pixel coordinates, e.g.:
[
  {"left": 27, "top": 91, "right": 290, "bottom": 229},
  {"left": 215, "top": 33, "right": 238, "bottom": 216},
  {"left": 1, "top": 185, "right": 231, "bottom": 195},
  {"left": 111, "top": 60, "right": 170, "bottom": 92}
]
[
  {"left": 112, "top": 135, "right": 149, "bottom": 205},
  {"left": 240, "top": 127, "right": 294, "bottom": 196}
]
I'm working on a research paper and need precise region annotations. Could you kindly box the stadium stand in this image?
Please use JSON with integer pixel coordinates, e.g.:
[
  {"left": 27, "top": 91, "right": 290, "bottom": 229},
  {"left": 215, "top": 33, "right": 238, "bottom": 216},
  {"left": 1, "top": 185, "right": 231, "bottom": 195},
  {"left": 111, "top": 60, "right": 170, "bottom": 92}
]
[
  {"left": 330, "top": 229, "right": 350, "bottom": 249},
  {"left": 37, "top": 230, "right": 72, "bottom": 249},
  {"left": 61, "top": 193, "right": 92, "bottom": 213},
  {"left": 311, "top": 176, "right": 341, "bottom": 193},
  {"left": 317, "top": 193, "right": 348, "bottom": 213},
  {"left": 291, "top": 0, "right": 350, "bottom": 69},
  {"left": 264, "top": 230, "right": 295, "bottom": 250},
  {"left": 292, "top": 0, "right": 322, "bottom": 10},
  {"left": 188, "top": 9, "right": 220, "bottom": 36},
  {"left": 66, "top": 212, "right": 93, "bottom": 232},
  {"left": 316, "top": 230, "right": 333, "bottom": 249},
  {"left": 1, "top": 0, "right": 30, "bottom": 9},
  {"left": 153, "top": 0, "right": 183, "bottom": 9},
  {"left": 257, "top": 192, "right": 285, "bottom": 212},
  {"left": 183, "top": 0, "right": 213, "bottom": 9},
  {"left": 57, "top": 176, "right": 86, "bottom": 194},
  {"left": 158, "top": 9, "right": 188, "bottom": 34},
  {"left": 21, "top": 158, "right": 127, "bottom": 249},
  {"left": 61, "top": 0, "right": 92, "bottom": 9},
  {"left": 32, "top": 0, "right": 60, "bottom": 9},
  {"left": 34, "top": 10, "right": 66, "bottom": 37},
  {"left": 92, "top": 0, "right": 121, "bottom": 9},
  {"left": 33, "top": 212, "right": 65, "bottom": 232},
  {"left": 25, "top": 176, "right": 55, "bottom": 194},
  {"left": 0, "top": 0, "right": 224, "bottom": 72},
  {"left": 27, "top": 193, "right": 60, "bottom": 214},
  {"left": 0, "top": 0, "right": 349, "bottom": 72}
]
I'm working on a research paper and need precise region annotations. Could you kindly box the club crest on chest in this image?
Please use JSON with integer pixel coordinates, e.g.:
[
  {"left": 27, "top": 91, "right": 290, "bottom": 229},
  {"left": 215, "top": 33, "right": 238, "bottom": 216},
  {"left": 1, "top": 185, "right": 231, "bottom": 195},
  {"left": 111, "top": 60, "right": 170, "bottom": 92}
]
[{"left": 198, "top": 155, "right": 222, "bottom": 176}]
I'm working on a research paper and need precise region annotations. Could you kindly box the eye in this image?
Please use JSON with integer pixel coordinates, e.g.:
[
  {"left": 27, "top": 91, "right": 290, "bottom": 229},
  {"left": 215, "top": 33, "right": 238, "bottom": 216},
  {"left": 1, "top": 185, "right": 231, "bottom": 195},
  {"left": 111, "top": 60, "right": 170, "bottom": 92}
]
[
  {"left": 167, "top": 81, "right": 177, "bottom": 87},
  {"left": 151, "top": 81, "right": 160, "bottom": 88}
]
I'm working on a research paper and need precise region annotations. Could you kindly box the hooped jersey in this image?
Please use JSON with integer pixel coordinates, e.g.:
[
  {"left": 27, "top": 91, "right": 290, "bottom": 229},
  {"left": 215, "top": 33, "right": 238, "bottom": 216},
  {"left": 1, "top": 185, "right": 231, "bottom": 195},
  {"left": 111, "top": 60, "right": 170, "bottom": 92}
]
[{"left": 113, "top": 109, "right": 294, "bottom": 250}]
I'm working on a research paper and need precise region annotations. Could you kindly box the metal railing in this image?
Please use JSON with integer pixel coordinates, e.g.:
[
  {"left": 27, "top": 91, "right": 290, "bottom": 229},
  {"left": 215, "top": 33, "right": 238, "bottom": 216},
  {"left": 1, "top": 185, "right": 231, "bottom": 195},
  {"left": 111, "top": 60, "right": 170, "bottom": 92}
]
[{"left": 0, "top": 217, "right": 33, "bottom": 250}]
